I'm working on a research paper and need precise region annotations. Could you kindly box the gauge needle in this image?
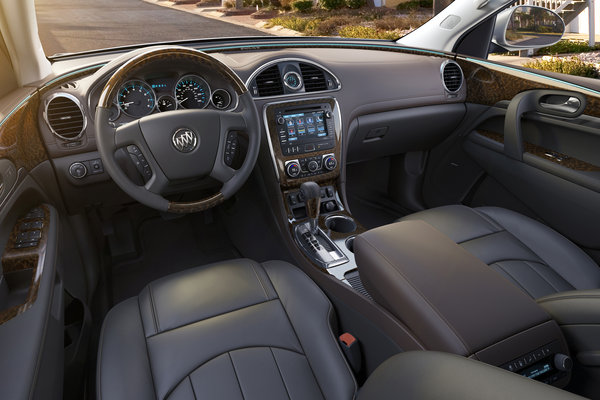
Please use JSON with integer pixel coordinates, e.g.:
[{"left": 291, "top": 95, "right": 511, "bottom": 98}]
[
  {"left": 121, "top": 101, "right": 134, "bottom": 106},
  {"left": 180, "top": 97, "right": 188, "bottom": 103}
]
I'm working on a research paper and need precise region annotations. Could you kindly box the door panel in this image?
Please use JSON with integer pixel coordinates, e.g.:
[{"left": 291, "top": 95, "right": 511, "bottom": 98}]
[
  {"left": 463, "top": 90, "right": 600, "bottom": 250},
  {"left": 0, "top": 90, "right": 65, "bottom": 399}
]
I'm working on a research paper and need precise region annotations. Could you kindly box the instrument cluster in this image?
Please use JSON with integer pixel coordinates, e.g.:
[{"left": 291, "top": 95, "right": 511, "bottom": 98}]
[{"left": 108, "top": 73, "right": 235, "bottom": 122}]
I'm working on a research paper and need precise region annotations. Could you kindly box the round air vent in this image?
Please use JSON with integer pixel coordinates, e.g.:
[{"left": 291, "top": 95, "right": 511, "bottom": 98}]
[
  {"left": 44, "top": 93, "right": 86, "bottom": 141},
  {"left": 441, "top": 61, "right": 463, "bottom": 93}
]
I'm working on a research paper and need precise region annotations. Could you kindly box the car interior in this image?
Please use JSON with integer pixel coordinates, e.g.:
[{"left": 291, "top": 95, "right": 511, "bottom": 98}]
[{"left": 2, "top": 2, "right": 600, "bottom": 399}]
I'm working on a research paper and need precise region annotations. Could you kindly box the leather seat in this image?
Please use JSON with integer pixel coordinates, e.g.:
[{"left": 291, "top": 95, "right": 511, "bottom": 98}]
[
  {"left": 400, "top": 205, "right": 600, "bottom": 299},
  {"left": 96, "top": 259, "right": 356, "bottom": 400}
]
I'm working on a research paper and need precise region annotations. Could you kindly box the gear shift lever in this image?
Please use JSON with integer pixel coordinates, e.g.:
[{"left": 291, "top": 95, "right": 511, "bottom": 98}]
[{"left": 300, "top": 181, "right": 321, "bottom": 234}]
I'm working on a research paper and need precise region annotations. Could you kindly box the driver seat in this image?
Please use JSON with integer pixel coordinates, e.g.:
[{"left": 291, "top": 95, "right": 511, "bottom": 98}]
[{"left": 96, "top": 259, "right": 356, "bottom": 400}]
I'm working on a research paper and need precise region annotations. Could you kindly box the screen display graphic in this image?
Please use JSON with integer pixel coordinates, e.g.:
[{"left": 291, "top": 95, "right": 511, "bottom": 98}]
[{"left": 282, "top": 111, "right": 327, "bottom": 142}]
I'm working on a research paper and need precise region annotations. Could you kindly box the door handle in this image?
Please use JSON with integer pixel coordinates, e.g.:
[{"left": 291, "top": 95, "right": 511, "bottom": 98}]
[{"left": 539, "top": 95, "right": 582, "bottom": 114}]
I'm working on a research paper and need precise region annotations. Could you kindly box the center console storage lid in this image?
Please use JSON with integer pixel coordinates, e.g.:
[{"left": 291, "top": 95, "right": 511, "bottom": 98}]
[{"left": 355, "top": 220, "right": 550, "bottom": 355}]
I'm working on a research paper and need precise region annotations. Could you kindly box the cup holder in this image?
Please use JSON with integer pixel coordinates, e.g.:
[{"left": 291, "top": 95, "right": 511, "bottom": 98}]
[
  {"left": 325, "top": 215, "right": 357, "bottom": 234},
  {"left": 345, "top": 236, "right": 356, "bottom": 253}
]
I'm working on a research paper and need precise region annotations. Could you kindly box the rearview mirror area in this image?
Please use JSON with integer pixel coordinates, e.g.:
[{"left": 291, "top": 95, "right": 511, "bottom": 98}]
[{"left": 493, "top": 5, "right": 565, "bottom": 51}]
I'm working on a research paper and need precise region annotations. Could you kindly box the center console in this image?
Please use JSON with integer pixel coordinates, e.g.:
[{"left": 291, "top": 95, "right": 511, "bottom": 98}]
[
  {"left": 264, "top": 97, "right": 363, "bottom": 288},
  {"left": 354, "top": 220, "right": 572, "bottom": 388}
]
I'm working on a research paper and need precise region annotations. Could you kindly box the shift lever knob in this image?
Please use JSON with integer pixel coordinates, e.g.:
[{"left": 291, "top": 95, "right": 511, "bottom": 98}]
[{"left": 300, "top": 182, "right": 321, "bottom": 233}]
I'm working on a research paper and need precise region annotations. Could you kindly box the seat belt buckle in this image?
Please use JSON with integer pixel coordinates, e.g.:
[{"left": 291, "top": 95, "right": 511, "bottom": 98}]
[{"left": 339, "top": 332, "right": 362, "bottom": 374}]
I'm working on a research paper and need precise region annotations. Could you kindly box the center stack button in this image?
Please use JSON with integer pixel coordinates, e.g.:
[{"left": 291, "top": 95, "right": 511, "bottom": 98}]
[{"left": 286, "top": 160, "right": 301, "bottom": 178}]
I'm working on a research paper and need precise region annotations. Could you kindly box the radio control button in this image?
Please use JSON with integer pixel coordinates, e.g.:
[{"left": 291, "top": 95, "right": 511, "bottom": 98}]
[{"left": 277, "top": 116, "right": 285, "bottom": 125}]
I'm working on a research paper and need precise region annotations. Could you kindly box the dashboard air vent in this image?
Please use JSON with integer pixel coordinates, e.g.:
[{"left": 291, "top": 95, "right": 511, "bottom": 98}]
[
  {"left": 300, "top": 63, "right": 327, "bottom": 92},
  {"left": 442, "top": 61, "right": 463, "bottom": 93},
  {"left": 45, "top": 94, "right": 85, "bottom": 140},
  {"left": 255, "top": 65, "right": 284, "bottom": 97}
]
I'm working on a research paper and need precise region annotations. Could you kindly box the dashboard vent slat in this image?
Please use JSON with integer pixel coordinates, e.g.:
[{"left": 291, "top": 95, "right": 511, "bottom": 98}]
[
  {"left": 442, "top": 61, "right": 463, "bottom": 93},
  {"left": 255, "top": 65, "right": 284, "bottom": 97},
  {"left": 299, "top": 63, "right": 327, "bottom": 92},
  {"left": 45, "top": 94, "right": 85, "bottom": 141}
]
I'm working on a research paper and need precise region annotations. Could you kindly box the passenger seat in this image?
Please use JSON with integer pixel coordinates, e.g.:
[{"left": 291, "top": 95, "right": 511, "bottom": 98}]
[{"left": 400, "top": 205, "right": 600, "bottom": 299}]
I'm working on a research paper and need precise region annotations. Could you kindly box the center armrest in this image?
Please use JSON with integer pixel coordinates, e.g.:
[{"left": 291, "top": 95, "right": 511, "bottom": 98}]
[{"left": 354, "top": 220, "right": 552, "bottom": 356}]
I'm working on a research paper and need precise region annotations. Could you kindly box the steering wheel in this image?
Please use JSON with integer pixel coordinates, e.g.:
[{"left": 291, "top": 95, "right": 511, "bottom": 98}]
[{"left": 94, "top": 47, "right": 260, "bottom": 213}]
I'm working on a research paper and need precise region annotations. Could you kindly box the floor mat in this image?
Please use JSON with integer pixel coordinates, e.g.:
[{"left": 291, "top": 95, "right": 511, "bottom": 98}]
[{"left": 111, "top": 214, "right": 240, "bottom": 303}]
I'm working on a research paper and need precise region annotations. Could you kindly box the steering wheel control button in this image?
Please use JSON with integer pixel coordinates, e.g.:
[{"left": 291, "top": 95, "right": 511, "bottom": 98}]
[
  {"left": 171, "top": 128, "right": 198, "bottom": 153},
  {"left": 224, "top": 132, "right": 239, "bottom": 167},
  {"left": 286, "top": 161, "right": 301, "bottom": 178},
  {"left": 323, "top": 154, "right": 337, "bottom": 171},
  {"left": 69, "top": 162, "right": 87, "bottom": 179},
  {"left": 127, "top": 145, "right": 152, "bottom": 180}
]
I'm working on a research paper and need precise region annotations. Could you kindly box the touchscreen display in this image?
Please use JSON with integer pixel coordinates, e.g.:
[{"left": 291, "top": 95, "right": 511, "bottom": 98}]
[{"left": 282, "top": 111, "right": 327, "bottom": 142}]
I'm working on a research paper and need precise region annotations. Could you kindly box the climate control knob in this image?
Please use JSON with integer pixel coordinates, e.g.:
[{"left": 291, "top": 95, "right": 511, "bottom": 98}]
[
  {"left": 308, "top": 160, "right": 320, "bottom": 172},
  {"left": 323, "top": 155, "right": 337, "bottom": 171},
  {"left": 286, "top": 161, "right": 301, "bottom": 178}
]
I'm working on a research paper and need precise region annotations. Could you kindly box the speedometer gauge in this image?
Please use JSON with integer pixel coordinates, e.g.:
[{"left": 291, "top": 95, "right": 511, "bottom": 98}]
[
  {"left": 175, "top": 75, "right": 210, "bottom": 109},
  {"left": 118, "top": 80, "right": 156, "bottom": 117}
]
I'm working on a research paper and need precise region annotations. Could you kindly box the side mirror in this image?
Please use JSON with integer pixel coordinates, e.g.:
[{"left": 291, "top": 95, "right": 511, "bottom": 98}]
[{"left": 492, "top": 5, "right": 564, "bottom": 51}]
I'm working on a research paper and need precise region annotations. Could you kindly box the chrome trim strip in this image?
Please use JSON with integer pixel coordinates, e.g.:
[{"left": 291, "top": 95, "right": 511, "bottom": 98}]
[
  {"left": 43, "top": 92, "right": 87, "bottom": 141},
  {"left": 245, "top": 57, "right": 341, "bottom": 99}
]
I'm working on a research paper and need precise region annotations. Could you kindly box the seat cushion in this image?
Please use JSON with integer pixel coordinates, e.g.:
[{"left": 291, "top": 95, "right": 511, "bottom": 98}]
[
  {"left": 97, "top": 259, "right": 356, "bottom": 400},
  {"left": 400, "top": 205, "right": 600, "bottom": 299}
]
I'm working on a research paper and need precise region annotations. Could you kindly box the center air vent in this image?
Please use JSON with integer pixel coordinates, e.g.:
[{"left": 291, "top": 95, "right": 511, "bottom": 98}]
[
  {"left": 255, "top": 65, "right": 284, "bottom": 97},
  {"left": 299, "top": 63, "right": 327, "bottom": 92},
  {"left": 45, "top": 93, "right": 86, "bottom": 141},
  {"left": 442, "top": 61, "right": 463, "bottom": 93}
]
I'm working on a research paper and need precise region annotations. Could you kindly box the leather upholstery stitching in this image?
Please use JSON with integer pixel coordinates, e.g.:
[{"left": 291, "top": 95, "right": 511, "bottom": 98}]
[
  {"left": 228, "top": 352, "right": 246, "bottom": 400},
  {"left": 187, "top": 376, "right": 197, "bottom": 400},
  {"left": 145, "top": 299, "right": 279, "bottom": 338},
  {"left": 524, "top": 260, "right": 565, "bottom": 293},
  {"left": 360, "top": 234, "right": 470, "bottom": 354},
  {"left": 136, "top": 297, "right": 159, "bottom": 400},
  {"left": 260, "top": 265, "right": 327, "bottom": 399},
  {"left": 470, "top": 207, "right": 504, "bottom": 231},
  {"left": 269, "top": 347, "right": 292, "bottom": 400},
  {"left": 250, "top": 261, "right": 270, "bottom": 300},
  {"left": 490, "top": 262, "right": 533, "bottom": 297},
  {"left": 455, "top": 230, "right": 506, "bottom": 245},
  {"left": 148, "top": 283, "right": 160, "bottom": 334},
  {"left": 162, "top": 346, "right": 305, "bottom": 400}
]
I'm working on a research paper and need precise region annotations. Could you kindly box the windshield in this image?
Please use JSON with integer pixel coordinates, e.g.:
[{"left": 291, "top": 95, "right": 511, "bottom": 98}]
[{"left": 35, "top": 0, "right": 434, "bottom": 57}]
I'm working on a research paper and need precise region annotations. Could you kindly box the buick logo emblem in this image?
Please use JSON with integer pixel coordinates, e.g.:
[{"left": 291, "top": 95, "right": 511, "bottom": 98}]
[{"left": 172, "top": 128, "right": 198, "bottom": 153}]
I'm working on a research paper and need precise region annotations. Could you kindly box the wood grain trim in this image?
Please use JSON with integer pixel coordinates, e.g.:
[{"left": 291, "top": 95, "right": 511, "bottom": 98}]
[
  {"left": 476, "top": 130, "right": 600, "bottom": 172},
  {"left": 0, "top": 94, "right": 48, "bottom": 171},
  {"left": 98, "top": 47, "right": 247, "bottom": 108},
  {"left": 168, "top": 192, "right": 225, "bottom": 213},
  {"left": 459, "top": 60, "right": 600, "bottom": 119},
  {"left": 265, "top": 98, "right": 342, "bottom": 189},
  {"left": 0, "top": 205, "right": 50, "bottom": 325}
]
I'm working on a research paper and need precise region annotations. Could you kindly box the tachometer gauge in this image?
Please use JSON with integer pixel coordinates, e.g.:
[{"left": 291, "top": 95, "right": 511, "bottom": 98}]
[
  {"left": 211, "top": 89, "right": 232, "bottom": 110},
  {"left": 118, "top": 80, "right": 156, "bottom": 117},
  {"left": 175, "top": 75, "right": 210, "bottom": 109},
  {"left": 157, "top": 95, "right": 176, "bottom": 112}
]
